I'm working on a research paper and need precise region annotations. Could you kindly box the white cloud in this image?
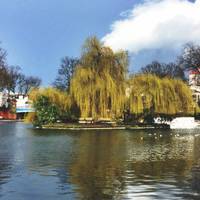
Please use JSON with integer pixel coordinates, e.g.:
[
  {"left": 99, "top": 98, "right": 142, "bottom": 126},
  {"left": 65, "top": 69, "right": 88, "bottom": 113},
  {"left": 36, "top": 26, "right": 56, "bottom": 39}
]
[{"left": 102, "top": 0, "right": 200, "bottom": 53}]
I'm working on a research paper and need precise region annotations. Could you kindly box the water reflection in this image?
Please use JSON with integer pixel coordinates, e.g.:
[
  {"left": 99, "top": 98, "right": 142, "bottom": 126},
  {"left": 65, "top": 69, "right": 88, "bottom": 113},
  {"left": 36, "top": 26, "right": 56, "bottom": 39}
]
[
  {"left": 0, "top": 122, "right": 18, "bottom": 189},
  {"left": 191, "top": 135, "right": 200, "bottom": 192},
  {"left": 68, "top": 131, "right": 128, "bottom": 199},
  {"left": 67, "top": 130, "right": 200, "bottom": 199},
  {"left": 0, "top": 123, "right": 199, "bottom": 199}
]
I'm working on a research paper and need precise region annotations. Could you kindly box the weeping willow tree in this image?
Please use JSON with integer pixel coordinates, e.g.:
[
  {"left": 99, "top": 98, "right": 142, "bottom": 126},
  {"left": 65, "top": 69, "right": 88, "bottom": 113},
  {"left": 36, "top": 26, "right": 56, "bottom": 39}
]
[
  {"left": 128, "top": 74, "right": 194, "bottom": 117},
  {"left": 25, "top": 87, "right": 73, "bottom": 125},
  {"left": 70, "top": 37, "right": 128, "bottom": 119}
]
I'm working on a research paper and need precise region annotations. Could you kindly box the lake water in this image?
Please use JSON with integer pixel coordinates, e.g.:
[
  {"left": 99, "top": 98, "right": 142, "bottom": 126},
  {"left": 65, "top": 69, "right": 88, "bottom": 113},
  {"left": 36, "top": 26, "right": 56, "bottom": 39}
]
[{"left": 0, "top": 122, "right": 200, "bottom": 199}]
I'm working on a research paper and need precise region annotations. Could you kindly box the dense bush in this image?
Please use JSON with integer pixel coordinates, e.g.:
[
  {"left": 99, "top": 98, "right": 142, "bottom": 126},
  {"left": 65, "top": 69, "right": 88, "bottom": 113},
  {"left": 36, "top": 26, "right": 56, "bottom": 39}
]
[{"left": 26, "top": 88, "right": 73, "bottom": 126}]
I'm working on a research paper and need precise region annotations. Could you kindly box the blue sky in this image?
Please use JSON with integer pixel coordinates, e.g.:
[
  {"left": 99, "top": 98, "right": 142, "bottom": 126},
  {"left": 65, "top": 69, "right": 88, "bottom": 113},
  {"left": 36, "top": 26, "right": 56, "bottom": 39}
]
[
  {"left": 0, "top": 0, "right": 137, "bottom": 85},
  {"left": 0, "top": 0, "right": 199, "bottom": 85}
]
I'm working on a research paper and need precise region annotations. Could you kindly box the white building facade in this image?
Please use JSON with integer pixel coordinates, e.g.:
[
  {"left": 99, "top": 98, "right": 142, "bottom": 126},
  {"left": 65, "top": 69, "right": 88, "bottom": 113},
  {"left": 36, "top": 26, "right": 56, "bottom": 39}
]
[{"left": 189, "top": 70, "right": 200, "bottom": 104}]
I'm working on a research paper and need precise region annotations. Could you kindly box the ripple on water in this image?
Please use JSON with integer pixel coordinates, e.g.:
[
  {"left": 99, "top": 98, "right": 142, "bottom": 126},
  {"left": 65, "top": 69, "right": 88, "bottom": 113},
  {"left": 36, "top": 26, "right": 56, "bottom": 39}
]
[{"left": 0, "top": 123, "right": 199, "bottom": 199}]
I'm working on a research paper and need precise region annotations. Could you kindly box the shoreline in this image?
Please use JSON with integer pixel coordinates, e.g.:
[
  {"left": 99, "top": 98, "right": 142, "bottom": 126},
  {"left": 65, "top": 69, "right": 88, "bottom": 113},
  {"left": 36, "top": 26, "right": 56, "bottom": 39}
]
[
  {"left": 40, "top": 124, "right": 169, "bottom": 130},
  {"left": 0, "top": 119, "right": 23, "bottom": 122},
  {"left": 41, "top": 126, "right": 126, "bottom": 130},
  {"left": 0, "top": 120, "right": 170, "bottom": 130}
]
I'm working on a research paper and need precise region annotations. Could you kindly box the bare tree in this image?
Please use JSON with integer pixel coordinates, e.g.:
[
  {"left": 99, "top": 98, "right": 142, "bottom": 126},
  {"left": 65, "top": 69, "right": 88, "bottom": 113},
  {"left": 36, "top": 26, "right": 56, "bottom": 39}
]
[
  {"left": 0, "top": 45, "right": 7, "bottom": 67},
  {"left": 0, "top": 46, "right": 10, "bottom": 91},
  {"left": 7, "top": 66, "right": 22, "bottom": 92},
  {"left": 178, "top": 43, "right": 200, "bottom": 72},
  {"left": 53, "top": 56, "right": 79, "bottom": 91},
  {"left": 18, "top": 75, "right": 41, "bottom": 94},
  {"left": 0, "top": 43, "right": 42, "bottom": 93}
]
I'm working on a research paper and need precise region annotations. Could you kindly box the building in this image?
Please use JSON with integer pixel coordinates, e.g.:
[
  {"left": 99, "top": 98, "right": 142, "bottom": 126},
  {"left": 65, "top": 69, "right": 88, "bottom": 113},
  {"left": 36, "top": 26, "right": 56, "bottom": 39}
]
[
  {"left": 0, "top": 91, "right": 16, "bottom": 120},
  {"left": 0, "top": 91, "right": 8, "bottom": 108},
  {"left": 14, "top": 94, "right": 34, "bottom": 119},
  {"left": 0, "top": 92, "right": 34, "bottom": 120},
  {"left": 189, "top": 69, "right": 200, "bottom": 105}
]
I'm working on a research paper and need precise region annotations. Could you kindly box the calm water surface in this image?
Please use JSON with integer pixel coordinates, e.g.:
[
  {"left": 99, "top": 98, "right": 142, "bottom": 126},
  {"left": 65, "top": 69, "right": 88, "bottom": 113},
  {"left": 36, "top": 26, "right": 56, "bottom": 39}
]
[{"left": 0, "top": 122, "right": 200, "bottom": 199}]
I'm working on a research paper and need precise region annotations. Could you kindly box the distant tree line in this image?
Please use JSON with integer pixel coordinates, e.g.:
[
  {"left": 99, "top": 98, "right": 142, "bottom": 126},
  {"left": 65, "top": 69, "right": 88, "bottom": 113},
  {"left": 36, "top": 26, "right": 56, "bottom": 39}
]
[
  {"left": 140, "top": 43, "right": 200, "bottom": 80},
  {"left": 0, "top": 45, "right": 41, "bottom": 94},
  {"left": 140, "top": 61, "right": 185, "bottom": 80}
]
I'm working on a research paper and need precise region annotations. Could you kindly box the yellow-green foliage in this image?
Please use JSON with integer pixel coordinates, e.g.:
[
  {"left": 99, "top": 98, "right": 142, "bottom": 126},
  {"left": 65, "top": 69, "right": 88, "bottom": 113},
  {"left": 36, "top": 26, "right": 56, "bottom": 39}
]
[
  {"left": 25, "top": 37, "right": 196, "bottom": 124},
  {"left": 29, "top": 87, "right": 71, "bottom": 112},
  {"left": 24, "top": 112, "right": 36, "bottom": 123},
  {"left": 70, "top": 37, "right": 128, "bottom": 119},
  {"left": 128, "top": 74, "right": 194, "bottom": 115},
  {"left": 25, "top": 87, "right": 72, "bottom": 123}
]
